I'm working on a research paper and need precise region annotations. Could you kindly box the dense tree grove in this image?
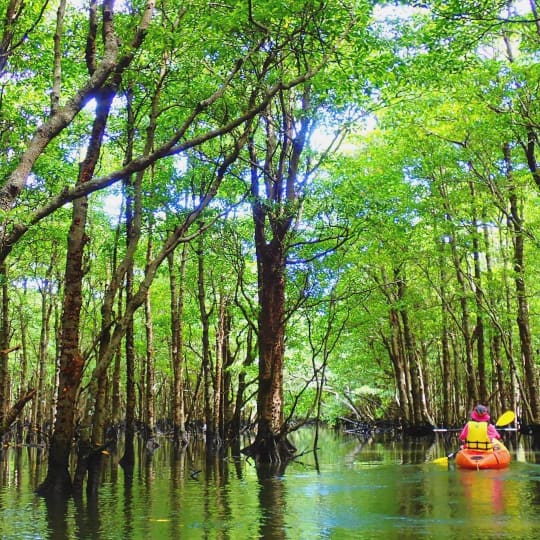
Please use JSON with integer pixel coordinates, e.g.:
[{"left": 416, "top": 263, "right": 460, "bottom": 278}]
[{"left": 1, "top": 0, "right": 540, "bottom": 494}]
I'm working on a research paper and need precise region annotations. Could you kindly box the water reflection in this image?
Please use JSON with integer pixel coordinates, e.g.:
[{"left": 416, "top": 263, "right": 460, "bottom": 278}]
[
  {"left": 122, "top": 466, "right": 135, "bottom": 540},
  {"left": 256, "top": 464, "right": 288, "bottom": 540},
  {"left": 459, "top": 469, "right": 505, "bottom": 513},
  {"left": 2, "top": 429, "right": 540, "bottom": 539},
  {"left": 169, "top": 446, "right": 185, "bottom": 537}
]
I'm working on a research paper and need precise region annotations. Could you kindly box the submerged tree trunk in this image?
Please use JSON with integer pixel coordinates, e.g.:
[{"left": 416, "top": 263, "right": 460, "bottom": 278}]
[
  {"left": 121, "top": 297, "right": 136, "bottom": 469},
  {"left": 119, "top": 84, "right": 142, "bottom": 470},
  {"left": 120, "top": 192, "right": 137, "bottom": 469},
  {"left": 242, "top": 89, "right": 312, "bottom": 462},
  {"left": 243, "top": 237, "right": 296, "bottom": 462},
  {"left": 37, "top": 194, "right": 88, "bottom": 496},
  {"left": 37, "top": 84, "right": 115, "bottom": 497}
]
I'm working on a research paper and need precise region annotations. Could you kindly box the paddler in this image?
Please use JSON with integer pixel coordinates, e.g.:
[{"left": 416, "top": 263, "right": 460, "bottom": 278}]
[{"left": 459, "top": 404, "right": 501, "bottom": 451}]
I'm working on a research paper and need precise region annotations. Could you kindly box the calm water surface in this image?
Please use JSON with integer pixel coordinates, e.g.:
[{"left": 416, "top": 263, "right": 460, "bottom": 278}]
[{"left": 1, "top": 428, "right": 540, "bottom": 539}]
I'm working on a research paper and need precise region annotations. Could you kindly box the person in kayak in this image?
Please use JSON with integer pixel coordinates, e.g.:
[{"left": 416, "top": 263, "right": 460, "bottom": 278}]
[{"left": 459, "top": 404, "right": 501, "bottom": 451}]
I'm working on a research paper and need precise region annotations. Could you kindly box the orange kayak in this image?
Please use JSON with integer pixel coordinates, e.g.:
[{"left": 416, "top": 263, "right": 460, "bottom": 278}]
[{"left": 455, "top": 441, "right": 511, "bottom": 470}]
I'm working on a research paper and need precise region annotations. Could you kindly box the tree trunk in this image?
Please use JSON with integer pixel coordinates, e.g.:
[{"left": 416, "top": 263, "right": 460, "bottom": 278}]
[
  {"left": 375, "top": 266, "right": 414, "bottom": 423},
  {"left": 0, "top": 261, "right": 10, "bottom": 422},
  {"left": 196, "top": 232, "right": 217, "bottom": 451},
  {"left": 241, "top": 86, "right": 313, "bottom": 463},
  {"left": 450, "top": 225, "right": 478, "bottom": 408},
  {"left": 144, "top": 282, "right": 156, "bottom": 440},
  {"left": 111, "top": 347, "right": 122, "bottom": 428},
  {"left": 482, "top": 219, "right": 507, "bottom": 412},
  {"left": 16, "top": 285, "right": 29, "bottom": 443},
  {"left": 89, "top": 211, "right": 125, "bottom": 452},
  {"left": 168, "top": 247, "right": 188, "bottom": 447},
  {"left": 0, "top": 389, "right": 36, "bottom": 438},
  {"left": 33, "top": 271, "right": 55, "bottom": 445},
  {"left": 215, "top": 294, "right": 226, "bottom": 443},
  {"left": 121, "top": 308, "right": 137, "bottom": 469},
  {"left": 119, "top": 83, "right": 143, "bottom": 470},
  {"left": 437, "top": 181, "right": 478, "bottom": 408},
  {"left": 120, "top": 214, "right": 137, "bottom": 469},
  {"left": 243, "top": 243, "right": 296, "bottom": 462},
  {"left": 504, "top": 143, "right": 540, "bottom": 421},
  {"left": 37, "top": 85, "right": 115, "bottom": 497},
  {"left": 440, "top": 258, "right": 452, "bottom": 427},
  {"left": 232, "top": 326, "right": 256, "bottom": 441},
  {"left": 396, "top": 271, "right": 433, "bottom": 426},
  {"left": 37, "top": 190, "right": 88, "bottom": 496},
  {"left": 382, "top": 308, "right": 413, "bottom": 424},
  {"left": 469, "top": 180, "right": 487, "bottom": 404},
  {"left": 219, "top": 296, "right": 235, "bottom": 441}
]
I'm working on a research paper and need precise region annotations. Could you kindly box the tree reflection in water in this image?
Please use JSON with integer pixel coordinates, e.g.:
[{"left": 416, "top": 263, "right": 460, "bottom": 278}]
[
  {"left": 2, "top": 429, "right": 540, "bottom": 538},
  {"left": 256, "top": 462, "right": 288, "bottom": 540}
]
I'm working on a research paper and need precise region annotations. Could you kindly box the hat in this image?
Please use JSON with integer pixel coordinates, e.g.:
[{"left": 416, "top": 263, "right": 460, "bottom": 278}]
[{"left": 471, "top": 404, "right": 490, "bottom": 422}]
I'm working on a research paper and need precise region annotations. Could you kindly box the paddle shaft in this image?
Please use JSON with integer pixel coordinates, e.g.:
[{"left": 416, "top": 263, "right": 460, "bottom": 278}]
[{"left": 433, "top": 427, "right": 517, "bottom": 432}]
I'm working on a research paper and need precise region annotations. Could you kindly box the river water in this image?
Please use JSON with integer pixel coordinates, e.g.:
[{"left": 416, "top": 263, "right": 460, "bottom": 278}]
[{"left": 1, "top": 428, "right": 540, "bottom": 539}]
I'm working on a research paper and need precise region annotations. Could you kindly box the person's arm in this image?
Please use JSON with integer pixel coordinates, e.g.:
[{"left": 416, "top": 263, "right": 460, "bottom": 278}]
[
  {"left": 459, "top": 424, "right": 468, "bottom": 441},
  {"left": 488, "top": 424, "right": 500, "bottom": 439}
]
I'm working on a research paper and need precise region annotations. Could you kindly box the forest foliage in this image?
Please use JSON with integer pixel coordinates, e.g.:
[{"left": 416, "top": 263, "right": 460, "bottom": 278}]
[{"left": 0, "top": 0, "right": 540, "bottom": 486}]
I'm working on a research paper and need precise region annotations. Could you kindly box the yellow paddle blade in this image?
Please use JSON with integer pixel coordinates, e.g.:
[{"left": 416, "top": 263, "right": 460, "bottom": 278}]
[
  {"left": 432, "top": 456, "right": 449, "bottom": 464},
  {"left": 495, "top": 410, "right": 515, "bottom": 427}
]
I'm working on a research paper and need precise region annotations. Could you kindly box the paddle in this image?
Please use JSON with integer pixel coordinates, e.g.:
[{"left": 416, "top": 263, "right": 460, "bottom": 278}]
[{"left": 432, "top": 410, "right": 515, "bottom": 464}]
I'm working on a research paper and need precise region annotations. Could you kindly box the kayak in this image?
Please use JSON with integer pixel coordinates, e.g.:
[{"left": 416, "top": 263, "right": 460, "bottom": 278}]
[{"left": 455, "top": 441, "right": 511, "bottom": 470}]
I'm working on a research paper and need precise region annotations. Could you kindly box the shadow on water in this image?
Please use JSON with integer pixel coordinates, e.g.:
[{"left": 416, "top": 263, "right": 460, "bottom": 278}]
[{"left": 2, "top": 428, "right": 540, "bottom": 538}]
